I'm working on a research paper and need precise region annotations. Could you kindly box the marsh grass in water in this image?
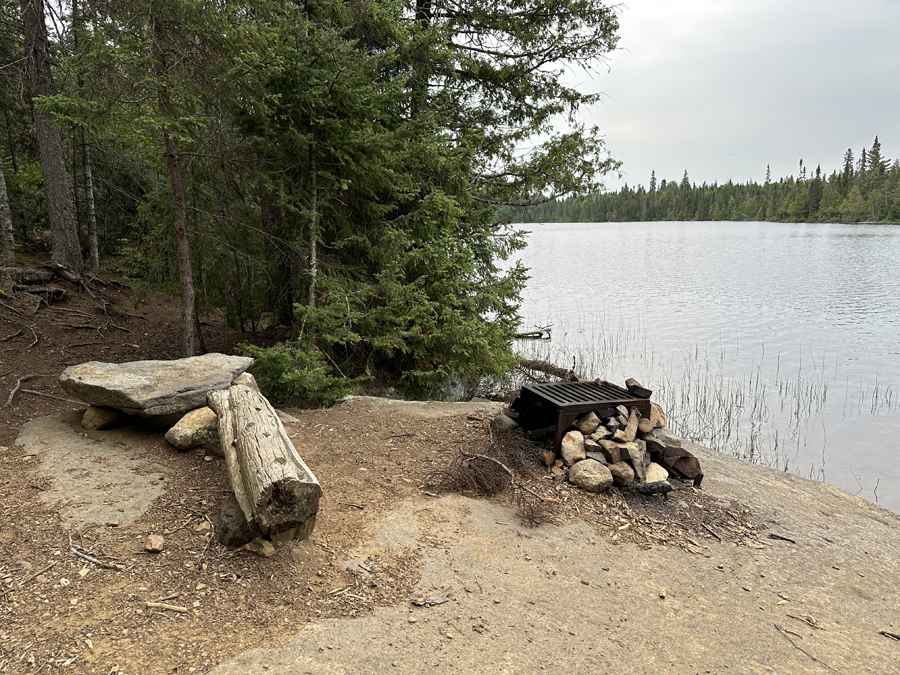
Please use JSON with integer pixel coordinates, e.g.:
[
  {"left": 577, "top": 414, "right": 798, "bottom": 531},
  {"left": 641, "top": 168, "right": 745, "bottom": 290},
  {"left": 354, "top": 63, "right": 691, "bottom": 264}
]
[{"left": 511, "top": 314, "right": 899, "bottom": 483}]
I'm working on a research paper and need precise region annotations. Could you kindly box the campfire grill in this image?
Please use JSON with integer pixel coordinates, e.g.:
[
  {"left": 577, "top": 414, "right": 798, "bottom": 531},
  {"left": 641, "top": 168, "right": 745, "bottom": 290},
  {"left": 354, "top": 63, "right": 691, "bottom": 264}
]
[{"left": 515, "top": 381, "right": 652, "bottom": 455}]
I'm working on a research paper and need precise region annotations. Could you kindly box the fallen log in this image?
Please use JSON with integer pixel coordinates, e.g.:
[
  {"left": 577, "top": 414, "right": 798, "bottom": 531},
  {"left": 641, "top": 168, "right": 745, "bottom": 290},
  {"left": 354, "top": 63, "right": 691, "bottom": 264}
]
[{"left": 208, "top": 380, "right": 321, "bottom": 541}]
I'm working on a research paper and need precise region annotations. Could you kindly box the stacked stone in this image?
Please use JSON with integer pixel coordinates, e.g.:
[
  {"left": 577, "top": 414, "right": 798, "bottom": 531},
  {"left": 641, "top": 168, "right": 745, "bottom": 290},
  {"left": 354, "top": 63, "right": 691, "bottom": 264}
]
[{"left": 551, "top": 401, "right": 689, "bottom": 494}]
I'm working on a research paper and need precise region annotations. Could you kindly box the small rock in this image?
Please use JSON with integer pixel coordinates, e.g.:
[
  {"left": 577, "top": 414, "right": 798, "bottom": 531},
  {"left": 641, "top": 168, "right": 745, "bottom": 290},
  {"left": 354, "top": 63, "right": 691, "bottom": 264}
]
[
  {"left": 649, "top": 402, "right": 667, "bottom": 428},
  {"left": 606, "top": 418, "right": 621, "bottom": 432},
  {"left": 276, "top": 409, "right": 301, "bottom": 425},
  {"left": 490, "top": 414, "right": 519, "bottom": 433},
  {"left": 81, "top": 406, "right": 120, "bottom": 431},
  {"left": 194, "top": 521, "right": 211, "bottom": 535},
  {"left": 568, "top": 459, "right": 613, "bottom": 493},
  {"left": 645, "top": 462, "right": 669, "bottom": 483},
  {"left": 541, "top": 451, "right": 557, "bottom": 467},
  {"left": 145, "top": 534, "right": 165, "bottom": 552},
  {"left": 615, "top": 441, "right": 640, "bottom": 460},
  {"left": 597, "top": 439, "right": 621, "bottom": 465},
  {"left": 658, "top": 589, "right": 667, "bottom": 599},
  {"left": 637, "top": 419, "right": 654, "bottom": 436},
  {"left": 615, "top": 405, "right": 629, "bottom": 418},
  {"left": 243, "top": 538, "right": 276, "bottom": 558},
  {"left": 574, "top": 412, "right": 600, "bottom": 435},
  {"left": 106, "top": 520, "right": 119, "bottom": 527},
  {"left": 584, "top": 450, "right": 608, "bottom": 465},
  {"left": 625, "top": 378, "right": 653, "bottom": 398},
  {"left": 560, "top": 430, "right": 586, "bottom": 467},
  {"left": 609, "top": 461, "right": 634, "bottom": 487},
  {"left": 587, "top": 426, "right": 610, "bottom": 442},
  {"left": 613, "top": 409, "right": 639, "bottom": 443},
  {"left": 165, "top": 406, "right": 219, "bottom": 452},
  {"left": 651, "top": 428, "right": 682, "bottom": 446},
  {"left": 644, "top": 436, "right": 666, "bottom": 459}
]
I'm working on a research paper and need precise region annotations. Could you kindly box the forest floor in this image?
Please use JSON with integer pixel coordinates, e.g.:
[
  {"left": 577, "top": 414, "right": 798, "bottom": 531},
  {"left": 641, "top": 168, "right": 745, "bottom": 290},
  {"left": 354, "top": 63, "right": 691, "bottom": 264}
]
[{"left": 2, "top": 254, "right": 899, "bottom": 674}]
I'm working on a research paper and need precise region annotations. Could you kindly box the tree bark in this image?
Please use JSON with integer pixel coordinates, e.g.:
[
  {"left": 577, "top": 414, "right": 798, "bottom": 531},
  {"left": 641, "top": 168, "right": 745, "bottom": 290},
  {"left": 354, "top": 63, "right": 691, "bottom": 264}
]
[
  {"left": 307, "top": 148, "right": 317, "bottom": 307},
  {"left": 207, "top": 380, "right": 321, "bottom": 538},
  {"left": 0, "top": 153, "right": 14, "bottom": 265},
  {"left": 164, "top": 131, "right": 196, "bottom": 357},
  {"left": 20, "top": 0, "right": 83, "bottom": 275},
  {"left": 82, "top": 137, "right": 99, "bottom": 276}
]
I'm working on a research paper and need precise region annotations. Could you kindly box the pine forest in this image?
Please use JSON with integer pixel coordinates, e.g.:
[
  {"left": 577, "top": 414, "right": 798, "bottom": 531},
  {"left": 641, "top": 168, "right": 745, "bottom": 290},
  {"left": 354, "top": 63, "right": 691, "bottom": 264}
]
[
  {"left": 0, "top": 0, "right": 621, "bottom": 402},
  {"left": 510, "top": 138, "right": 900, "bottom": 225}
]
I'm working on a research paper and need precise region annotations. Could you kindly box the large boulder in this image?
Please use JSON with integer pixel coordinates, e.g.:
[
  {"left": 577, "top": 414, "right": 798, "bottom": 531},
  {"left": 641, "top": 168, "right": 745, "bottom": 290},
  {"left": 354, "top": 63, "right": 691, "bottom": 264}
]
[{"left": 59, "top": 354, "right": 253, "bottom": 418}]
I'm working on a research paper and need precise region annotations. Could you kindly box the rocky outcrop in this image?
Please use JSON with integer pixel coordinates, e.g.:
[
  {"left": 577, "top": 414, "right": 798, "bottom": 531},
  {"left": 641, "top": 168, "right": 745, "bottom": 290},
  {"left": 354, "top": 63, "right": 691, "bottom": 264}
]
[{"left": 59, "top": 354, "right": 253, "bottom": 417}]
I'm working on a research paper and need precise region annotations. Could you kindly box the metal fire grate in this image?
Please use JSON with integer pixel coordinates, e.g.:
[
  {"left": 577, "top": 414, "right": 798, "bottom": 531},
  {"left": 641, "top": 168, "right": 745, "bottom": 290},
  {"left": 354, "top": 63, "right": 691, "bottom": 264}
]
[{"left": 514, "top": 381, "right": 652, "bottom": 455}]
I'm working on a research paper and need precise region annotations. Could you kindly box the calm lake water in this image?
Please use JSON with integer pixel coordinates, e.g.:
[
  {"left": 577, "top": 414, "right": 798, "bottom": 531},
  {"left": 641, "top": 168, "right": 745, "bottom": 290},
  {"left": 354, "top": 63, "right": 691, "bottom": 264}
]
[{"left": 513, "top": 221, "right": 900, "bottom": 514}]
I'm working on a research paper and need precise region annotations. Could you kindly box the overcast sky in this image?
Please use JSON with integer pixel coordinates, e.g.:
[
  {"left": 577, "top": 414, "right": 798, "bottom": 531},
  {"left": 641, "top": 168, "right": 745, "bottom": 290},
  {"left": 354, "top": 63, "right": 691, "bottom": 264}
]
[{"left": 577, "top": 0, "right": 900, "bottom": 190}]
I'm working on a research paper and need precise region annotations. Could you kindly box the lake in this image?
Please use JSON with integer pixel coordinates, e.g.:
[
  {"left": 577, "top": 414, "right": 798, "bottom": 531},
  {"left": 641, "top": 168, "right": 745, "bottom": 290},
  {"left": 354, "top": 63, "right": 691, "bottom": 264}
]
[{"left": 512, "top": 221, "right": 900, "bottom": 513}]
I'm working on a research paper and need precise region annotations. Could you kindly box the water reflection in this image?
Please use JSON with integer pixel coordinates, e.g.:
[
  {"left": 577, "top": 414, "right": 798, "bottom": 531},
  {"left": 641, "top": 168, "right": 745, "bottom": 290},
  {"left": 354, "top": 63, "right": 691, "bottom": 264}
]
[{"left": 513, "top": 221, "right": 900, "bottom": 513}]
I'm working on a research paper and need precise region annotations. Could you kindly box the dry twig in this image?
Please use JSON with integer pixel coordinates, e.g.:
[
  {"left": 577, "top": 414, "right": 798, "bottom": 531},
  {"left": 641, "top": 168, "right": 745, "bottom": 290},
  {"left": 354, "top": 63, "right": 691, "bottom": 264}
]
[
  {"left": 774, "top": 623, "right": 844, "bottom": 674},
  {"left": 0, "top": 562, "right": 57, "bottom": 597},
  {"left": 20, "top": 389, "right": 81, "bottom": 404},
  {"left": 4, "top": 374, "right": 36, "bottom": 407},
  {"left": 0, "top": 329, "right": 22, "bottom": 342}
]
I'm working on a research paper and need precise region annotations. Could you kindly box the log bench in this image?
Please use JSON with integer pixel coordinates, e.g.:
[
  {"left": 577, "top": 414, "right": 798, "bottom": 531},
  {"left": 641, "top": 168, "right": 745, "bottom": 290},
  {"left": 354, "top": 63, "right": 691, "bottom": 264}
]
[{"left": 208, "top": 377, "right": 321, "bottom": 540}]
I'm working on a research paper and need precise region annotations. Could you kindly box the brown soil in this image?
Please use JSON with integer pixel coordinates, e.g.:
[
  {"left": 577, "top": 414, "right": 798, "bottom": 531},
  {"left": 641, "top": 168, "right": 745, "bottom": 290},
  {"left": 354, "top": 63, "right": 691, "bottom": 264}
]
[{"left": 0, "top": 259, "right": 764, "bottom": 674}]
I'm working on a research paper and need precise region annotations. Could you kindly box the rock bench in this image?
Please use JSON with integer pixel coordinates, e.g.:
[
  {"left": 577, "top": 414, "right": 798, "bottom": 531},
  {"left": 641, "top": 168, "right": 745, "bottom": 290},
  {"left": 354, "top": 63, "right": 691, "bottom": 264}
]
[{"left": 58, "top": 354, "right": 321, "bottom": 547}]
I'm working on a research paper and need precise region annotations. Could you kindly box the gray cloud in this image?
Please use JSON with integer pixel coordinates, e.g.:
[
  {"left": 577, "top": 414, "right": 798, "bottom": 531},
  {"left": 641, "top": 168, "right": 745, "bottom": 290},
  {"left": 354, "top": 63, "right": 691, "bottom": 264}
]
[{"left": 582, "top": 0, "right": 900, "bottom": 189}]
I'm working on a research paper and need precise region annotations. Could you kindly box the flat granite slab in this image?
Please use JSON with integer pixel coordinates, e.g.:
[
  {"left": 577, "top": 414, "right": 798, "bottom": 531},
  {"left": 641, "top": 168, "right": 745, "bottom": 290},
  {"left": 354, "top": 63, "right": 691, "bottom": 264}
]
[{"left": 59, "top": 353, "right": 253, "bottom": 417}]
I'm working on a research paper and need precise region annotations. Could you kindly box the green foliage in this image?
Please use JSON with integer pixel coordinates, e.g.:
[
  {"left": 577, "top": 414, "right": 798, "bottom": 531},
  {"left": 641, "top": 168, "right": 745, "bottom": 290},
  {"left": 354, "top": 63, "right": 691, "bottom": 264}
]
[
  {"left": 513, "top": 137, "right": 900, "bottom": 225},
  {"left": 5, "top": 0, "right": 621, "bottom": 400},
  {"left": 242, "top": 341, "right": 363, "bottom": 407}
]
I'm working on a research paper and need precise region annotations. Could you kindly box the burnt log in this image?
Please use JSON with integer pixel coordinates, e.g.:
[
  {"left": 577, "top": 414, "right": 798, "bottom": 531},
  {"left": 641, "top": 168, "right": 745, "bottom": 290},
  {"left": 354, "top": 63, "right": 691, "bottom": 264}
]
[{"left": 207, "top": 382, "right": 321, "bottom": 541}]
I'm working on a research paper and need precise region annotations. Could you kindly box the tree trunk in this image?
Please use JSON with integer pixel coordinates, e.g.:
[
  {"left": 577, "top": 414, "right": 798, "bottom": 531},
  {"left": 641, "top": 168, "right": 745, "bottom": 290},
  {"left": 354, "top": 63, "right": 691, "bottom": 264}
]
[
  {"left": 307, "top": 148, "right": 317, "bottom": 307},
  {"left": 207, "top": 378, "right": 321, "bottom": 539},
  {"left": 20, "top": 0, "right": 83, "bottom": 275},
  {"left": 153, "top": 16, "right": 196, "bottom": 356},
  {"left": 0, "top": 153, "right": 14, "bottom": 265},
  {"left": 259, "top": 176, "right": 292, "bottom": 325},
  {"left": 73, "top": 0, "right": 99, "bottom": 277},
  {"left": 82, "top": 137, "right": 99, "bottom": 275},
  {"left": 164, "top": 131, "right": 196, "bottom": 357}
]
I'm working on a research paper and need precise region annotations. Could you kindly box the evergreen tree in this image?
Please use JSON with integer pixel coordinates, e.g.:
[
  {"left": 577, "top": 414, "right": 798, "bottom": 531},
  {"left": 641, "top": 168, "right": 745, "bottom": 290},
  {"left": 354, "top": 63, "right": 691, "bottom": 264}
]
[{"left": 20, "top": 0, "right": 83, "bottom": 274}]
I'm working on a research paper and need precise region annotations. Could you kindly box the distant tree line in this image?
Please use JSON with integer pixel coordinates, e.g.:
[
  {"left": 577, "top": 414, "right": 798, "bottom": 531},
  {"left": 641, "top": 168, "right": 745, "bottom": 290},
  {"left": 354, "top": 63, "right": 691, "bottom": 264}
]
[{"left": 506, "top": 137, "right": 900, "bottom": 224}]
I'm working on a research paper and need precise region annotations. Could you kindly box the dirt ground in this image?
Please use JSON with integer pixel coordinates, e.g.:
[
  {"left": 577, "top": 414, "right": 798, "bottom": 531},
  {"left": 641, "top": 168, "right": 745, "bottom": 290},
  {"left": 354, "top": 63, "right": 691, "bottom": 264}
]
[{"left": 2, "top": 258, "right": 898, "bottom": 674}]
